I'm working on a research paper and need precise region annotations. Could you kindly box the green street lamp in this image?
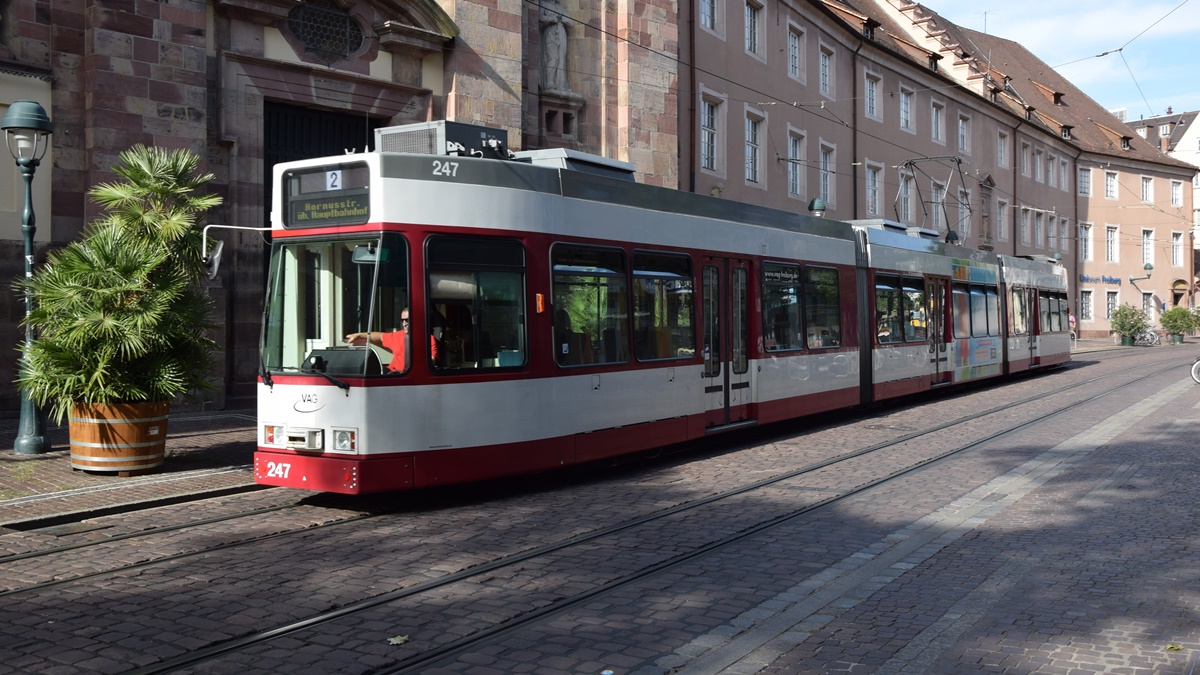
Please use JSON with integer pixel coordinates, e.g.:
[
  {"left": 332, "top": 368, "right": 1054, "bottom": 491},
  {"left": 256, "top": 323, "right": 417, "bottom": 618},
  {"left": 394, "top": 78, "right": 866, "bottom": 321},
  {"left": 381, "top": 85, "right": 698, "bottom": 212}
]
[{"left": 3, "top": 100, "right": 52, "bottom": 455}]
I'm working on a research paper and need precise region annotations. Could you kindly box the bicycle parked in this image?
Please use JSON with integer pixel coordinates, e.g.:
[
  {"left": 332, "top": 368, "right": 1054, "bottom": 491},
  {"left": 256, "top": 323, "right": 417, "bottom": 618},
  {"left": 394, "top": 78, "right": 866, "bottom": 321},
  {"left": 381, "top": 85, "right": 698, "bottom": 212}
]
[
  {"left": 1134, "top": 327, "right": 1161, "bottom": 346},
  {"left": 1191, "top": 355, "right": 1200, "bottom": 384}
]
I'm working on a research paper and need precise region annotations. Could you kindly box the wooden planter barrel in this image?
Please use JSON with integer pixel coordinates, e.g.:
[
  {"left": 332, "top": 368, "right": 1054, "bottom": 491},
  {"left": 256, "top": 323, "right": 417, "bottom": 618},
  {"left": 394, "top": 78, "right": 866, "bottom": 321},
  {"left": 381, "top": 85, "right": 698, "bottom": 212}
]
[{"left": 69, "top": 401, "right": 169, "bottom": 475}]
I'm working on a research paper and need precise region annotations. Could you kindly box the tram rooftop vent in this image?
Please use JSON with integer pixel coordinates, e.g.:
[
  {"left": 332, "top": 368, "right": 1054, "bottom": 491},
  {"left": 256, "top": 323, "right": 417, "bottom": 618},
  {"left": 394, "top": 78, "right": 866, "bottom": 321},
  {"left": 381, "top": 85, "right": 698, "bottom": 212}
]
[{"left": 375, "top": 121, "right": 509, "bottom": 160}]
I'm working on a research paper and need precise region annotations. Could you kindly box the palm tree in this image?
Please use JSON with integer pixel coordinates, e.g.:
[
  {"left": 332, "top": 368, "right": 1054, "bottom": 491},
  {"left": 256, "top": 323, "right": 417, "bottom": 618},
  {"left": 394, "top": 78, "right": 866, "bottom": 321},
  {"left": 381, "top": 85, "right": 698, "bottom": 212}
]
[{"left": 17, "top": 145, "right": 222, "bottom": 423}]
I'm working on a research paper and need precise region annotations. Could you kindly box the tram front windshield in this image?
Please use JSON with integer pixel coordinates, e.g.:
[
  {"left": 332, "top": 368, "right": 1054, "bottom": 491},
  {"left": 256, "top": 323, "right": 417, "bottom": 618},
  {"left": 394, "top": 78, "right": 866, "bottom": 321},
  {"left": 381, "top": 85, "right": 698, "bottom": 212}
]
[{"left": 262, "top": 233, "right": 409, "bottom": 376}]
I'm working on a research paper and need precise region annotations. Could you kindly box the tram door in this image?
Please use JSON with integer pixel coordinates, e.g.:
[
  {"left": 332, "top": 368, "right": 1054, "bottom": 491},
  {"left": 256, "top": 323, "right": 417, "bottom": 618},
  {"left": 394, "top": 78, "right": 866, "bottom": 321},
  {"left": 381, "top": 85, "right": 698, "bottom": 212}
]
[
  {"left": 927, "top": 276, "right": 952, "bottom": 384},
  {"left": 702, "top": 258, "right": 752, "bottom": 428}
]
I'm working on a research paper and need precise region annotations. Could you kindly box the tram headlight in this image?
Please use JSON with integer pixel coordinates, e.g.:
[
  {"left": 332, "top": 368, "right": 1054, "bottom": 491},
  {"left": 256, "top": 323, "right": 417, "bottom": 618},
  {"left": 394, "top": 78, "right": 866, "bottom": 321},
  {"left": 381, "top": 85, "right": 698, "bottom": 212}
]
[{"left": 332, "top": 428, "right": 357, "bottom": 453}]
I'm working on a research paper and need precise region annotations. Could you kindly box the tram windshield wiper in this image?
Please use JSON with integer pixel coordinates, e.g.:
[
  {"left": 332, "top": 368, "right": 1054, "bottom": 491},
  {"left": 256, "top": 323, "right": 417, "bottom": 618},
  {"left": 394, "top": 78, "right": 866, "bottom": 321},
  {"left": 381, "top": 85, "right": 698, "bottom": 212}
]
[{"left": 298, "top": 362, "right": 351, "bottom": 392}]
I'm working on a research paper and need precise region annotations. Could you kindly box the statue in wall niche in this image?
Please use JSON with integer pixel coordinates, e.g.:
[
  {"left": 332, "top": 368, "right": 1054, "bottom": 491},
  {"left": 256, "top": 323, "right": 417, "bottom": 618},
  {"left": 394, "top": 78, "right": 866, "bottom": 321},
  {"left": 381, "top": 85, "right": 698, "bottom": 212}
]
[{"left": 540, "top": 0, "right": 573, "bottom": 94}]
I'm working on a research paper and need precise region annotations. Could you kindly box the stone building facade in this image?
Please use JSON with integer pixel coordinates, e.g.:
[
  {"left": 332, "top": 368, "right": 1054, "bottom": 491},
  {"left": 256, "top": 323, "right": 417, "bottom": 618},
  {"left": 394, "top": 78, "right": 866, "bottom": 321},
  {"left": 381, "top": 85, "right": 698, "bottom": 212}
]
[{"left": 0, "top": 0, "right": 679, "bottom": 412}]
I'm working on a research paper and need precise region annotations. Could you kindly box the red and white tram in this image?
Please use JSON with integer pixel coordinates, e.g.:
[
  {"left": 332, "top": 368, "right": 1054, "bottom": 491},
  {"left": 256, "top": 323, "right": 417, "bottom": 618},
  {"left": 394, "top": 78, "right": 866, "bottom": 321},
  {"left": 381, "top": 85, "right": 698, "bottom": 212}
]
[{"left": 251, "top": 122, "right": 1069, "bottom": 494}]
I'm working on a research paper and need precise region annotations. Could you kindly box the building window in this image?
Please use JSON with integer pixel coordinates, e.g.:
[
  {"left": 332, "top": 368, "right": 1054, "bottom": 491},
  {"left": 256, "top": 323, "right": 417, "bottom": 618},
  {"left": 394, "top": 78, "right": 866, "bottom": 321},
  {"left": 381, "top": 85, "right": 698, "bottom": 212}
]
[
  {"left": 1171, "top": 180, "right": 1183, "bottom": 207},
  {"left": 288, "top": 0, "right": 365, "bottom": 62},
  {"left": 745, "top": 114, "right": 762, "bottom": 183},
  {"left": 700, "top": 0, "right": 716, "bottom": 30},
  {"left": 1141, "top": 176, "right": 1153, "bottom": 203},
  {"left": 1143, "top": 292, "right": 1154, "bottom": 316},
  {"left": 819, "top": 45, "right": 834, "bottom": 97},
  {"left": 1047, "top": 154, "right": 1057, "bottom": 187},
  {"left": 865, "top": 164, "right": 881, "bottom": 216},
  {"left": 899, "top": 87, "right": 914, "bottom": 131},
  {"left": 1160, "top": 123, "right": 1171, "bottom": 136},
  {"left": 1078, "top": 167, "right": 1091, "bottom": 196},
  {"left": 1048, "top": 216, "right": 1057, "bottom": 250},
  {"left": 700, "top": 97, "right": 720, "bottom": 172},
  {"left": 744, "top": 1, "right": 761, "bottom": 56},
  {"left": 1106, "top": 291, "right": 1118, "bottom": 319},
  {"left": 1059, "top": 160, "right": 1068, "bottom": 192},
  {"left": 1020, "top": 209, "right": 1030, "bottom": 244},
  {"left": 1080, "top": 289, "right": 1093, "bottom": 321},
  {"left": 1060, "top": 219, "right": 1069, "bottom": 254},
  {"left": 1137, "top": 127, "right": 1148, "bottom": 138},
  {"left": 930, "top": 181, "right": 944, "bottom": 230},
  {"left": 1105, "top": 225, "right": 1118, "bottom": 262},
  {"left": 1021, "top": 142, "right": 1031, "bottom": 176},
  {"left": 1034, "top": 212, "right": 1043, "bottom": 247},
  {"left": 957, "top": 114, "right": 970, "bottom": 153},
  {"left": 957, "top": 189, "right": 970, "bottom": 238},
  {"left": 899, "top": 173, "right": 913, "bottom": 223},
  {"left": 997, "top": 200, "right": 1008, "bottom": 241},
  {"left": 787, "top": 131, "right": 805, "bottom": 196},
  {"left": 864, "top": 73, "right": 881, "bottom": 120},
  {"left": 1142, "top": 229, "right": 1153, "bottom": 266},
  {"left": 931, "top": 101, "right": 944, "bottom": 143},
  {"left": 1105, "top": 171, "right": 1118, "bottom": 199},
  {"left": 997, "top": 132, "right": 1007, "bottom": 167},
  {"left": 1034, "top": 149, "right": 1044, "bottom": 182},
  {"left": 819, "top": 143, "right": 835, "bottom": 205},
  {"left": 1078, "top": 223, "right": 1092, "bottom": 261},
  {"left": 787, "top": 26, "right": 804, "bottom": 81},
  {"left": 1172, "top": 231, "right": 1184, "bottom": 266}
]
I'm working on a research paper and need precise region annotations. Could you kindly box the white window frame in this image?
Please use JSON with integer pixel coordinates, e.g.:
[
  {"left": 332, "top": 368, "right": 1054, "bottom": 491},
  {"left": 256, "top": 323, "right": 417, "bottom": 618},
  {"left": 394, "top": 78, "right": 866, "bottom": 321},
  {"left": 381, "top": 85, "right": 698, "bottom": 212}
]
[
  {"left": 787, "top": 24, "right": 805, "bottom": 83},
  {"left": 1047, "top": 154, "right": 1057, "bottom": 187},
  {"left": 1034, "top": 212, "right": 1044, "bottom": 247},
  {"left": 899, "top": 172, "right": 913, "bottom": 223},
  {"left": 744, "top": 108, "right": 765, "bottom": 185},
  {"left": 1034, "top": 148, "right": 1044, "bottom": 182},
  {"left": 699, "top": 0, "right": 724, "bottom": 37},
  {"left": 930, "top": 180, "right": 945, "bottom": 230},
  {"left": 1141, "top": 228, "right": 1154, "bottom": 267},
  {"left": 1078, "top": 222, "right": 1092, "bottom": 261},
  {"left": 744, "top": 0, "right": 763, "bottom": 59},
  {"left": 957, "top": 114, "right": 970, "bottom": 154},
  {"left": 699, "top": 90, "right": 727, "bottom": 177},
  {"left": 899, "top": 87, "right": 914, "bottom": 133},
  {"left": 1172, "top": 231, "right": 1184, "bottom": 267},
  {"left": 1059, "top": 219, "right": 1069, "bottom": 254},
  {"left": 997, "top": 131, "right": 1008, "bottom": 168},
  {"left": 1141, "top": 176, "right": 1153, "bottom": 204},
  {"left": 1048, "top": 216, "right": 1057, "bottom": 250},
  {"left": 864, "top": 71, "right": 881, "bottom": 122},
  {"left": 819, "top": 141, "right": 836, "bottom": 206},
  {"left": 818, "top": 43, "right": 835, "bottom": 99},
  {"left": 930, "top": 100, "right": 945, "bottom": 144},
  {"left": 1105, "top": 225, "right": 1119, "bottom": 262},
  {"left": 787, "top": 127, "right": 806, "bottom": 198},
  {"left": 1059, "top": 160, "right": 1068, "bottom": 192},
  {"left": 865, "top": 162, "right": 882, "bottom": 216},
  {"left": 1106, "top": 290, "right": 1118, "bottom": 319},
  {"left": 1020, "top": 208, "right": 1030, "bottom": 245},
  {"left": 1078, "top": 167, "right": 1092, "bottom": 196},
  {"left": 1021, "top": 142, "right": 1031, "bottom": 176},
  {"left": 1105, "top": 171, "right": 1118, "bottom": 199},
  {"left": 957, "top": 188, "right": 971, "bottom": 238},
  {"left": 996, "top": 199, "right": 1009, "bottom": 241},
  {"left": 1080, "top": 289, "right": 1093, "bottom": 322},
  {"left": 1171, "top": 180, "right": 1183, "bottom": 207}
]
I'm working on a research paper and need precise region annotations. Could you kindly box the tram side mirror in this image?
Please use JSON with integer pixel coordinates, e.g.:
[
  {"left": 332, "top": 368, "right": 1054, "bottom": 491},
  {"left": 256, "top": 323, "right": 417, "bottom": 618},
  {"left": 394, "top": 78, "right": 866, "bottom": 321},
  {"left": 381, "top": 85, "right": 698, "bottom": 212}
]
[
  {"left": 352, "top": 244, "right": 388, "bottom": 264},
  {"left": 203, "top": 240, "right": 224, "bottom": 280}
]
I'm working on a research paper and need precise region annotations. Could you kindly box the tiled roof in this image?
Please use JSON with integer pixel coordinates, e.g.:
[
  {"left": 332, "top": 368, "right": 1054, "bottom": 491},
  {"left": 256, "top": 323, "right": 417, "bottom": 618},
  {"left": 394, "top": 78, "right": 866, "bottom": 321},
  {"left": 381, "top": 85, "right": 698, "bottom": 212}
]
[{"left": 1127, "top": 110, "right": 1199, "bottom": 153}]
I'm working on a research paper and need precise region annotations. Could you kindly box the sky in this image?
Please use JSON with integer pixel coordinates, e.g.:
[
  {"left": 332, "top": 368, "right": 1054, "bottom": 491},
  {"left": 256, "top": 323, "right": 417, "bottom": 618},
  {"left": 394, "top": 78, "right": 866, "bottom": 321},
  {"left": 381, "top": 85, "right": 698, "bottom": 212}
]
[{"left": 930, "top": 0, "right": 1200, "bottom": 122}]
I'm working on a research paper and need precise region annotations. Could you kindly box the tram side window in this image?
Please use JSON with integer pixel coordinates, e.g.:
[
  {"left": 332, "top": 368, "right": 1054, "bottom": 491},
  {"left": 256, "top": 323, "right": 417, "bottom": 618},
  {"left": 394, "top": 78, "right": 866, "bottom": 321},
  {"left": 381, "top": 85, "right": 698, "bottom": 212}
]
[
  {"left": 874, "top": 274, "right": 904, "bottom": 344},
  {"left": 952, "top": 283, "right": 971, "bottom": 337},
  {"left": 902, "top": 277, "right": 927, "bottom": 342},
  {"left": 551, "top": 245, "right": 629, "bottom": 366},
  {"left": 633, "top": 252, "right": 695, "bottom": 361},
  {"left": 804, "top": 266, "right": 841, "bottom": 347},
  {"left": 1057, "top": 292, "right": 1069, "bottom": 331},
  {"left": 985, "top": 286, "right": 999, "bottom": 336},
  {"left": 1010, "top": 287, "right": 1028, "bottom": 335},
  {"left": 969, "top": 286, "right": 989, "bottom": 337},
  {"left": 427, "top": 236, "right": 526, "bottom": 370},
  {"left": 1039, "top": 291, "right": 1060, "bottom": 333},
  {"left": 763, "top": 264, "right": 802, "bottom": 351}
]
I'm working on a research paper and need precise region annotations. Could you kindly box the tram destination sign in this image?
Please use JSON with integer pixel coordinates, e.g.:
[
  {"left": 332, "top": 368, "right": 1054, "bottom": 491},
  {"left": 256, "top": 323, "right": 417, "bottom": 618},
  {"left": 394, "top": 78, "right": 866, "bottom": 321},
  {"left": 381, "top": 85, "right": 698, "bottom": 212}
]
[{"left": 288, "top": 189, "right": 370, "bottom": 228}]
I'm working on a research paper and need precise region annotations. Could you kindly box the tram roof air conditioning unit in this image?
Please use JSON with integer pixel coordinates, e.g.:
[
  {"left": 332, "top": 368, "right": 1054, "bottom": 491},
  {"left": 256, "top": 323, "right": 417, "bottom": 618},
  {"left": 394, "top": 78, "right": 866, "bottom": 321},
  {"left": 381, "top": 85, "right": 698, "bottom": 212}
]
[{"left": 375, "top": 121, "right": 509, "bottom": 160}]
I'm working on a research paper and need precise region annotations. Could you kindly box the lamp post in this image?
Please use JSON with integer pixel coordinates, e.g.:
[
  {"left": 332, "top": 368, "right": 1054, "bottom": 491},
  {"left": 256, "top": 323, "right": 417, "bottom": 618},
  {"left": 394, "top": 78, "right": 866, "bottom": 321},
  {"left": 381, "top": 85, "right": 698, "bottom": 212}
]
[
  {"left": 807, "top": 197, "right": 826, "bottom": 218},
  {"left": 1129, "top": 262, "right": 1153, "bottom": 287},
  {"left": 2, "top": 100, "right": 52, "bottom": 455}
]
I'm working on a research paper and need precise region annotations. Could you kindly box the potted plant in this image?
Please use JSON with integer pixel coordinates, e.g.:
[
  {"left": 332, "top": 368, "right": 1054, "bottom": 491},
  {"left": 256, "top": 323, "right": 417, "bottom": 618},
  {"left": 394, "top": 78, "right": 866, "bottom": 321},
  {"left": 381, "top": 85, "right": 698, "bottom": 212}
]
[
  {"left": 16, "top": 145, "right": 221, "bottom": 474},
  {"left": 1108, "top": 303, "right": 1148, "bottom": 347},
  {"left": 1159, "top": 306, "right": 1193, "bottom": 344}
]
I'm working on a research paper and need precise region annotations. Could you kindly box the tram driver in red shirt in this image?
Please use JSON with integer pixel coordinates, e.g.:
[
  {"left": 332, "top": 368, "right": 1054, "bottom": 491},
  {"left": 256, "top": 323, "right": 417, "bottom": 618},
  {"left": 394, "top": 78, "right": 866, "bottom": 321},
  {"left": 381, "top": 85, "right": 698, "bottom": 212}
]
[{"left": 344, "top": 309, "right": 438, "bottom": 372}]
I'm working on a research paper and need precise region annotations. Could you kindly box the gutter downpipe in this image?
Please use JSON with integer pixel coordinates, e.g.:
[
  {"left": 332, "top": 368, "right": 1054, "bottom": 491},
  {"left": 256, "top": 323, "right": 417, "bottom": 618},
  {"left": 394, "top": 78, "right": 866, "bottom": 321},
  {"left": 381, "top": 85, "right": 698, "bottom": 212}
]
[
  {"left": 1010, "top": 117, "right": 1024, "bottom": 256},
  {"left": 852, "top": 39, "right": 864, "bottom": 219},
  {"left": 687, "top": 5, "right": 697, "bottom": 193}
]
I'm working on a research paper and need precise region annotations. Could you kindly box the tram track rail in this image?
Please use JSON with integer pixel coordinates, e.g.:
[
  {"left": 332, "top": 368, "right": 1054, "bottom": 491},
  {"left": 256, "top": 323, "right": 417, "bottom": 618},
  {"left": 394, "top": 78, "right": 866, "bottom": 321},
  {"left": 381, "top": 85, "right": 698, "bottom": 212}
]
[{"left": 107, "top": 358, "right": 1182, "bottom": 674}]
